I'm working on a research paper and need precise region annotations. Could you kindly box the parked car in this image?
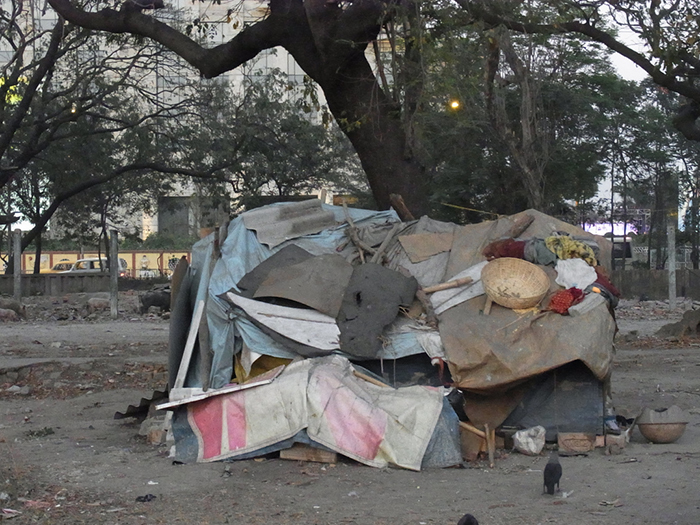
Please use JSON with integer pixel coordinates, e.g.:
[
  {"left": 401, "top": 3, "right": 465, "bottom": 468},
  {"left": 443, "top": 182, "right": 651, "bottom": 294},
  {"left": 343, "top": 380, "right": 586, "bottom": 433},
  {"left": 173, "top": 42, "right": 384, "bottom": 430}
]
[
  {"left": 40, "top": 261, "right": 74, "bottom": 273},
  {"left": 60, "top": 257, "right": 129, "bottom": 277}
]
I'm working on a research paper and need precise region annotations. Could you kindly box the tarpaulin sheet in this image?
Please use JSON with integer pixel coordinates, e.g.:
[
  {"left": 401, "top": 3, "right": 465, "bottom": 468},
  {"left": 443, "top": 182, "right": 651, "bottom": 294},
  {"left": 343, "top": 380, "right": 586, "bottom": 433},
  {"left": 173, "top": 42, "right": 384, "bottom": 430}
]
[
  {"left": 173, "top": 355, "right": 443, "bottom": 470},
  {"left": 180, "top": 203, "right": 613, "bottom": 397},
  {"left": 437, "top": 211, "right": 615, "bottom": 393},
  {"left": 440, "top": 289, "right": 615, "bottom": 393},
  {"left": 195, "top": 203, "right": 428, "bottom": 389}
]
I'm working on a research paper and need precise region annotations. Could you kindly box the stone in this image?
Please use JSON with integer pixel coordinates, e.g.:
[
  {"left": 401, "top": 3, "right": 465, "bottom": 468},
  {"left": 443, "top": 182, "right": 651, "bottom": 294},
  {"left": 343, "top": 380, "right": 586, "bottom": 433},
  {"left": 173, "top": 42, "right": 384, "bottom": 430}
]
[
  {"left": 0, "top": 308, "right": 19, "bottom": 322},
  {"left": 87, "top": 297, "right": 110, "bottom": 312},
  {"left": 605, "top": 433, "right": 627, "bottom": 455},
  {"left": 0, "top": 297, "right": 24, "bottom": 317}
]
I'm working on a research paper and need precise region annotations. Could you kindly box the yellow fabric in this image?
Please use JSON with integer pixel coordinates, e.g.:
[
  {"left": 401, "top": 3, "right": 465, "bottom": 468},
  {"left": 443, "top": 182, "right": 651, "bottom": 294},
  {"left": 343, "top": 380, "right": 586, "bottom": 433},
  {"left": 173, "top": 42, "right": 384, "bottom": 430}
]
[
  {"left": 545, "top": 236, "right": 597, "bottom": 266},
  {"left": 234, "top": 354, "right": 293, "bottom": 383}
]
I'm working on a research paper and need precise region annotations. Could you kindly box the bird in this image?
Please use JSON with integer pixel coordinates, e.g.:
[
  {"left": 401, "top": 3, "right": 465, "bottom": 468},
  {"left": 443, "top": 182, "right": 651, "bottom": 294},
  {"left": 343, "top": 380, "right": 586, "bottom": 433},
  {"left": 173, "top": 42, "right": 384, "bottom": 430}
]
[
  {"left": 543, "top": 450, "right": 562, "bottom": 495},
  {"left": 457, "top": 513, "right": 479, "bottom": 525}
]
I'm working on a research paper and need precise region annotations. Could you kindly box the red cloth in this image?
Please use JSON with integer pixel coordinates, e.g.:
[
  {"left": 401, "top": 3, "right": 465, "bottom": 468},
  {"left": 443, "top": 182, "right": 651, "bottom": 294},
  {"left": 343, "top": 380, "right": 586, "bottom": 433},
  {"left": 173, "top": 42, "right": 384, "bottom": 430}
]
[
  {"left": 482, "top": 238, "right": 526, "bottom": 260},
  {"left": 547, "top": 287, "right": 585, "bottom": 314},
  {"left": 594, "top": 266, "right": 621, "bottom": 297}
]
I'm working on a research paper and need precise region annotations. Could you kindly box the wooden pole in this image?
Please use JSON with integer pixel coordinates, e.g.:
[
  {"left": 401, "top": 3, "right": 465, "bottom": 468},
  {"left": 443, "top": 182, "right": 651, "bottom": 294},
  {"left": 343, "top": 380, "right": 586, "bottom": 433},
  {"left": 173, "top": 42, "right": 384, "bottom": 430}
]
[
  {"left": 13, "top": 228, "right": 21, "bottom": 302},
  {"left": 173, "top": 299, "right": 205, "bottom": 390},
  {"left": 422, "top": 276, "right": 473, "bottom": 294},
  {"left": 110, "top": 229, "right": 119, "bottom": 319}
]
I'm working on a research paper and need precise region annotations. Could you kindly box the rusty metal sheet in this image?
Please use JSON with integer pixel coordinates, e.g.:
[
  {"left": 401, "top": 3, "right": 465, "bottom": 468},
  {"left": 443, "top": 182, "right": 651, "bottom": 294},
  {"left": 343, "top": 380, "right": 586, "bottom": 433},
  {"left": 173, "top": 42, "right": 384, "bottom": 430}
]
[{"left": 254, "top": 254, "right": 353, "bottom": 318}]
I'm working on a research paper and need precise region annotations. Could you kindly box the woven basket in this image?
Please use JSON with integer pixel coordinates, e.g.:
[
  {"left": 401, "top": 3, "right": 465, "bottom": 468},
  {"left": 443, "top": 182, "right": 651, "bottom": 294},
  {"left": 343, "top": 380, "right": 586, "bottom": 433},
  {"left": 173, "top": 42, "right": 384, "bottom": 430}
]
[{"left": 481, "top": 257, "right": 550, "bottom": 309}]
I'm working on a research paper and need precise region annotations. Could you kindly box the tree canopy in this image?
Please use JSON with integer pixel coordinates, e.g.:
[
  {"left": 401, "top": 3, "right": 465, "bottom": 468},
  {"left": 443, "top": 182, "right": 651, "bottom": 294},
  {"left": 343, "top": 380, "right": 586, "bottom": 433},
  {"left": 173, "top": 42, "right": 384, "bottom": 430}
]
[
  {"left": 42, "top": 0, "right": 700, "bottom": 221},
  {"left": 1, "top": 0, "right": 363, "bottom": 268}
]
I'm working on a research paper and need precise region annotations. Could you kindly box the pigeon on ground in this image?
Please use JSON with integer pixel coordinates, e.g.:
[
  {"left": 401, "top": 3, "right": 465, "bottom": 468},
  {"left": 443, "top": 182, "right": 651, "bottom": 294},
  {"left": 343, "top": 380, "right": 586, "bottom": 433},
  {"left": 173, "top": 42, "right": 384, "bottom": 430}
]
[
  {"left": 457, "top": 513, "right": 479, "bottom": 525},
  {"left": 543, "top": 450, "right": 562, "bottom": 495}
]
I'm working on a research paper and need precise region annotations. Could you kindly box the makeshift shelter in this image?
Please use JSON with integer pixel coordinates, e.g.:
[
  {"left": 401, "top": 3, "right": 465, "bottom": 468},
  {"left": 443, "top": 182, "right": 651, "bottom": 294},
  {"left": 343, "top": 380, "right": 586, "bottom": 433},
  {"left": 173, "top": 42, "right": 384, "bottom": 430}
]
[{"left": 162, "top": 200, "right": 618, "bottom": 469}]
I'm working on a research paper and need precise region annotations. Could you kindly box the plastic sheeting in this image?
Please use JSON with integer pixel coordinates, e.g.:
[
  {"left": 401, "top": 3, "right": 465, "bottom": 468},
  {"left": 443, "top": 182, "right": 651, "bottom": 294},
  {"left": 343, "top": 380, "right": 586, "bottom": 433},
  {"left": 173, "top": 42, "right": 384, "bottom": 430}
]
[
  {"left": 177, "top": 201, "right": 614, "bottom": 402},
  {"left": 185, "top": 202, "right": 432, "bottom": 390}
]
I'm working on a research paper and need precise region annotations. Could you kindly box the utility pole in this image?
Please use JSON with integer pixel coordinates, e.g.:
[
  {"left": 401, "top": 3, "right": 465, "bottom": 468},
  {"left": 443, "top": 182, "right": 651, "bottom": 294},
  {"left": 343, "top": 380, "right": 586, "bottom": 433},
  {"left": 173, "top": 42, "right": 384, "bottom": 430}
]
[
  {"left": 110, "top": 229, "right": 119, "bottom": 319},
  {"left": 13, "top": 229, "right": 21, "bottom": 302},
  {"left": 667, "top": 212, "right": 676, "bottom": 309}
]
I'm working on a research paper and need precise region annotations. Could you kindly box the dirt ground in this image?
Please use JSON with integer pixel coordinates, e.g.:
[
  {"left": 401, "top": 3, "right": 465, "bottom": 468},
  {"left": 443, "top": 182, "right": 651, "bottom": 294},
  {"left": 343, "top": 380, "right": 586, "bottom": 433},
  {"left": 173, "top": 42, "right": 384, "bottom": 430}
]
[{"left": 1, "top": 293, "right": 699, "bottom": 524}]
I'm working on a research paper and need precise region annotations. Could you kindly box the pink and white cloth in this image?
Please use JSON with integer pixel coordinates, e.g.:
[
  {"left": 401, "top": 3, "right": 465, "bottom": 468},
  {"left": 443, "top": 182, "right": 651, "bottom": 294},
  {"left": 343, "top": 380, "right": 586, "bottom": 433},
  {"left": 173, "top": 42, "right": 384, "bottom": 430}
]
[{"left": 186, "top": 355, "right": 443, "bottom": 470}]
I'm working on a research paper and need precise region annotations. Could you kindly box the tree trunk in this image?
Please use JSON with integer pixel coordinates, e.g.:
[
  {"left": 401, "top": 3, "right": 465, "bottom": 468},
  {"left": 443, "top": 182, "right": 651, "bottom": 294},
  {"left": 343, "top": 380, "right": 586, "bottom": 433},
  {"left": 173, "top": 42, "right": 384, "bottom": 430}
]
[
  {"left": 319, "top": 54, "right": 429, "bottom": 216},
  {"left": 486, "top": 29, "right": 547, "bottom": 211},
  {"left": 33, "top": 233, "right": 42, "bottom": 274}
]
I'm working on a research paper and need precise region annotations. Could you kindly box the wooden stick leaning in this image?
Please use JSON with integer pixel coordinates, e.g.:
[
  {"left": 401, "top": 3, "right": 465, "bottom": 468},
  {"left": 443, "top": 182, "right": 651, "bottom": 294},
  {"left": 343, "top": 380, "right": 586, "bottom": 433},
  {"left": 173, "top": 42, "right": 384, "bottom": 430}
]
[
  {"left": 485, "top": 423, "right": 496, "bottom": 468},
  {"left": 370, "top": 222, "right": 402, "bottom": 264},
  {"left": 342, "top": 202, "right": 376, "bottom": 263},
  {"left": 459, "top": 421, "right": 486, "bottom": 439},
  {"left": 173, "top": 299, "right": 205, "bottom": 391},
  {"left": 353, "top": 369, "right": 391, "bottom": 388}
]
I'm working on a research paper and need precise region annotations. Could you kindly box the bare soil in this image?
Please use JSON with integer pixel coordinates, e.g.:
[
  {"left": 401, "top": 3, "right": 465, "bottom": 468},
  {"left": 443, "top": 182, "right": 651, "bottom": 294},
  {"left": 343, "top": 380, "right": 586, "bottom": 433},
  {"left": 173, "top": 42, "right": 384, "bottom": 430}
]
[{"left": 1, "top": 294, "right": 699, "bottom": 524}]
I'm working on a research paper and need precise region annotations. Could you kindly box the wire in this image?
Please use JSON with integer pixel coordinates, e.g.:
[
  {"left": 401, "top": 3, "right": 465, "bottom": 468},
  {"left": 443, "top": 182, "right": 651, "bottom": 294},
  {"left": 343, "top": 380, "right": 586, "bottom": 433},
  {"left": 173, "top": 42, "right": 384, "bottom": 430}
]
[{"left": 440, "top": 202, "right": 501, "bottom": 217}]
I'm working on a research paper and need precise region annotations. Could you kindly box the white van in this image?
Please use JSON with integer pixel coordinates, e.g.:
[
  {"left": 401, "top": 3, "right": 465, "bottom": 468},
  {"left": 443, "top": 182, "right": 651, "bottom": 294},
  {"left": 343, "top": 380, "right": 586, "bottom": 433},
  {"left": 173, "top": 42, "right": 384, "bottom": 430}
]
[{"left": 60, "top": 257, "right": 129, "bottom": 277}]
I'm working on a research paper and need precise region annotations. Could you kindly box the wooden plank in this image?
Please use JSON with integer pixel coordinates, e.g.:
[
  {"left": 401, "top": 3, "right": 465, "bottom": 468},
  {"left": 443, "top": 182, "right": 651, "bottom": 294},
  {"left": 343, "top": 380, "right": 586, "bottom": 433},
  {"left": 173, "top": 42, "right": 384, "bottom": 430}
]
[
  {"left": 280, "top": 444, "right": 337, "bottom": 464},
  {"left": 157, "top": 365, "right": 285, "bottom": 410},
  {"left": 173, "top": 299, "right": 205, "bottom": 390}
]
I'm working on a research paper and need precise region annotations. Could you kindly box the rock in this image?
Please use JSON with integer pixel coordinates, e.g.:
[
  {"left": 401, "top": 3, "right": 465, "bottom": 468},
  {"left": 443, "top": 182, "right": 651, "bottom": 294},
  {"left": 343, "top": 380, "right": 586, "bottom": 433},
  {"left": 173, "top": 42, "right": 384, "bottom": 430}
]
[
  {"left": 605, "top": 433, "right": 627, "bottom": 455},
  {"left": 655, "top": 309, "right": 700, "bottom": 338},
  {"left": 0, "top": 297, "right": 24, "bottom": 317},
  {"left": 0, "top": 308, "right": 19, "bottom": 322},
  {"left": 139, "top": 289, "right": 170, "bottom": 314},
  {"left": 139, "top": 416, "right": 167, "bottom": 437},
  {"left": 87, "top": 297, "right": 110, "bottom": 313}
]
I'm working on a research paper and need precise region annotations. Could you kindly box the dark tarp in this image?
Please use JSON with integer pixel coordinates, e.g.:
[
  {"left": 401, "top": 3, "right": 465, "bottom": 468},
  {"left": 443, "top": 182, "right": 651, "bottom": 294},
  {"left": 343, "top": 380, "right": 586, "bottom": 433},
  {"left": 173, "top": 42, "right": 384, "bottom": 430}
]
[{"left": 336, "top": 263, "right": 419, "bottom": 358}]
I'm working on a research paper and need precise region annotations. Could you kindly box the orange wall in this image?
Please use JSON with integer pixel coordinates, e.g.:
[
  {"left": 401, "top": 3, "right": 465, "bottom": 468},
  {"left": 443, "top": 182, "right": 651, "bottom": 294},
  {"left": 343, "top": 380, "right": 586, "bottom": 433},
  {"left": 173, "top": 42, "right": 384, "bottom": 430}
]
[{"left": 3, "top": 250, "right": 191, "bottom": 277}]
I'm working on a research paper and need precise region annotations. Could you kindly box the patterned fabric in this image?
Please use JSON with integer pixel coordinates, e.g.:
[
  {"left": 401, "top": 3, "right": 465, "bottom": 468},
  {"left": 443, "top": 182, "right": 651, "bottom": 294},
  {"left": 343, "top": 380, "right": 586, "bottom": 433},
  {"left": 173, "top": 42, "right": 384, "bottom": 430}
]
[
  {"left": 545, "top": 236, "right": 598, "bottom": 267},
  {"left": 547, "top": 287, "right": 585, "bottom": 314}
]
